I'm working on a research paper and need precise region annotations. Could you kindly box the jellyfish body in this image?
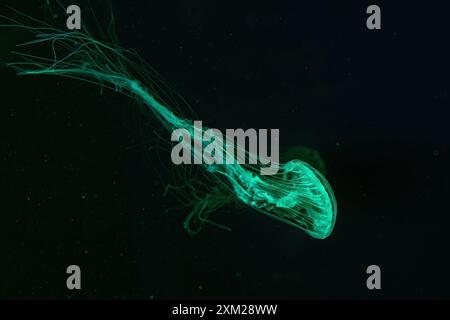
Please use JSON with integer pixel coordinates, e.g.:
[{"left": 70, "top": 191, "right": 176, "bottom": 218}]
[{"left": 0, "top": 9, "right": 337, "bottom": 239}]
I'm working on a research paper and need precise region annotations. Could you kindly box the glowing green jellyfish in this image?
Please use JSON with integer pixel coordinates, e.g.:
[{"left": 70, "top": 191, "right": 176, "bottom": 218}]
[{"left": 0, "top": 8, "right": 337, "bottom": 239}]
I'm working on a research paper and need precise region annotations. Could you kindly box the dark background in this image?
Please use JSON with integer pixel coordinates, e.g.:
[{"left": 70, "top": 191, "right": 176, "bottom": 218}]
[{"left": 0, "top": 0, "right": 449, "bottom": 299}]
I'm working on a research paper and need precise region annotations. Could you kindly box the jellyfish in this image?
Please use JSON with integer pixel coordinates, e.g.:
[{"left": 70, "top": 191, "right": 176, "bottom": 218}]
[{"left": 0, "top": 7, "right": 337, "bottom": 239}]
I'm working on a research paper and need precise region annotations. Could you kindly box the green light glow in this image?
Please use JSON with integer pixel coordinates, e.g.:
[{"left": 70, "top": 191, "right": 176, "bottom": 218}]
[{"left": 1, "top": 9, "right": 337, "bottom": 239}]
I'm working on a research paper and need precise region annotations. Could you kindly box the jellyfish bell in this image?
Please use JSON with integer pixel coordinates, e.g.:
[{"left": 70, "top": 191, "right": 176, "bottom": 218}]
[
  {"left": 272, "top": 160, "right": 336, "bottom": 239},
  {"left": 219, "top": 159, "right": 337, "bottom": 239}
]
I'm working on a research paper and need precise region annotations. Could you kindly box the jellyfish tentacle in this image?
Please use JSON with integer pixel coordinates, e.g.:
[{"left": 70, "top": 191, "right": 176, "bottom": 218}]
[{"left": 183, "top": 188, "right": 233, "bottom": 235}]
